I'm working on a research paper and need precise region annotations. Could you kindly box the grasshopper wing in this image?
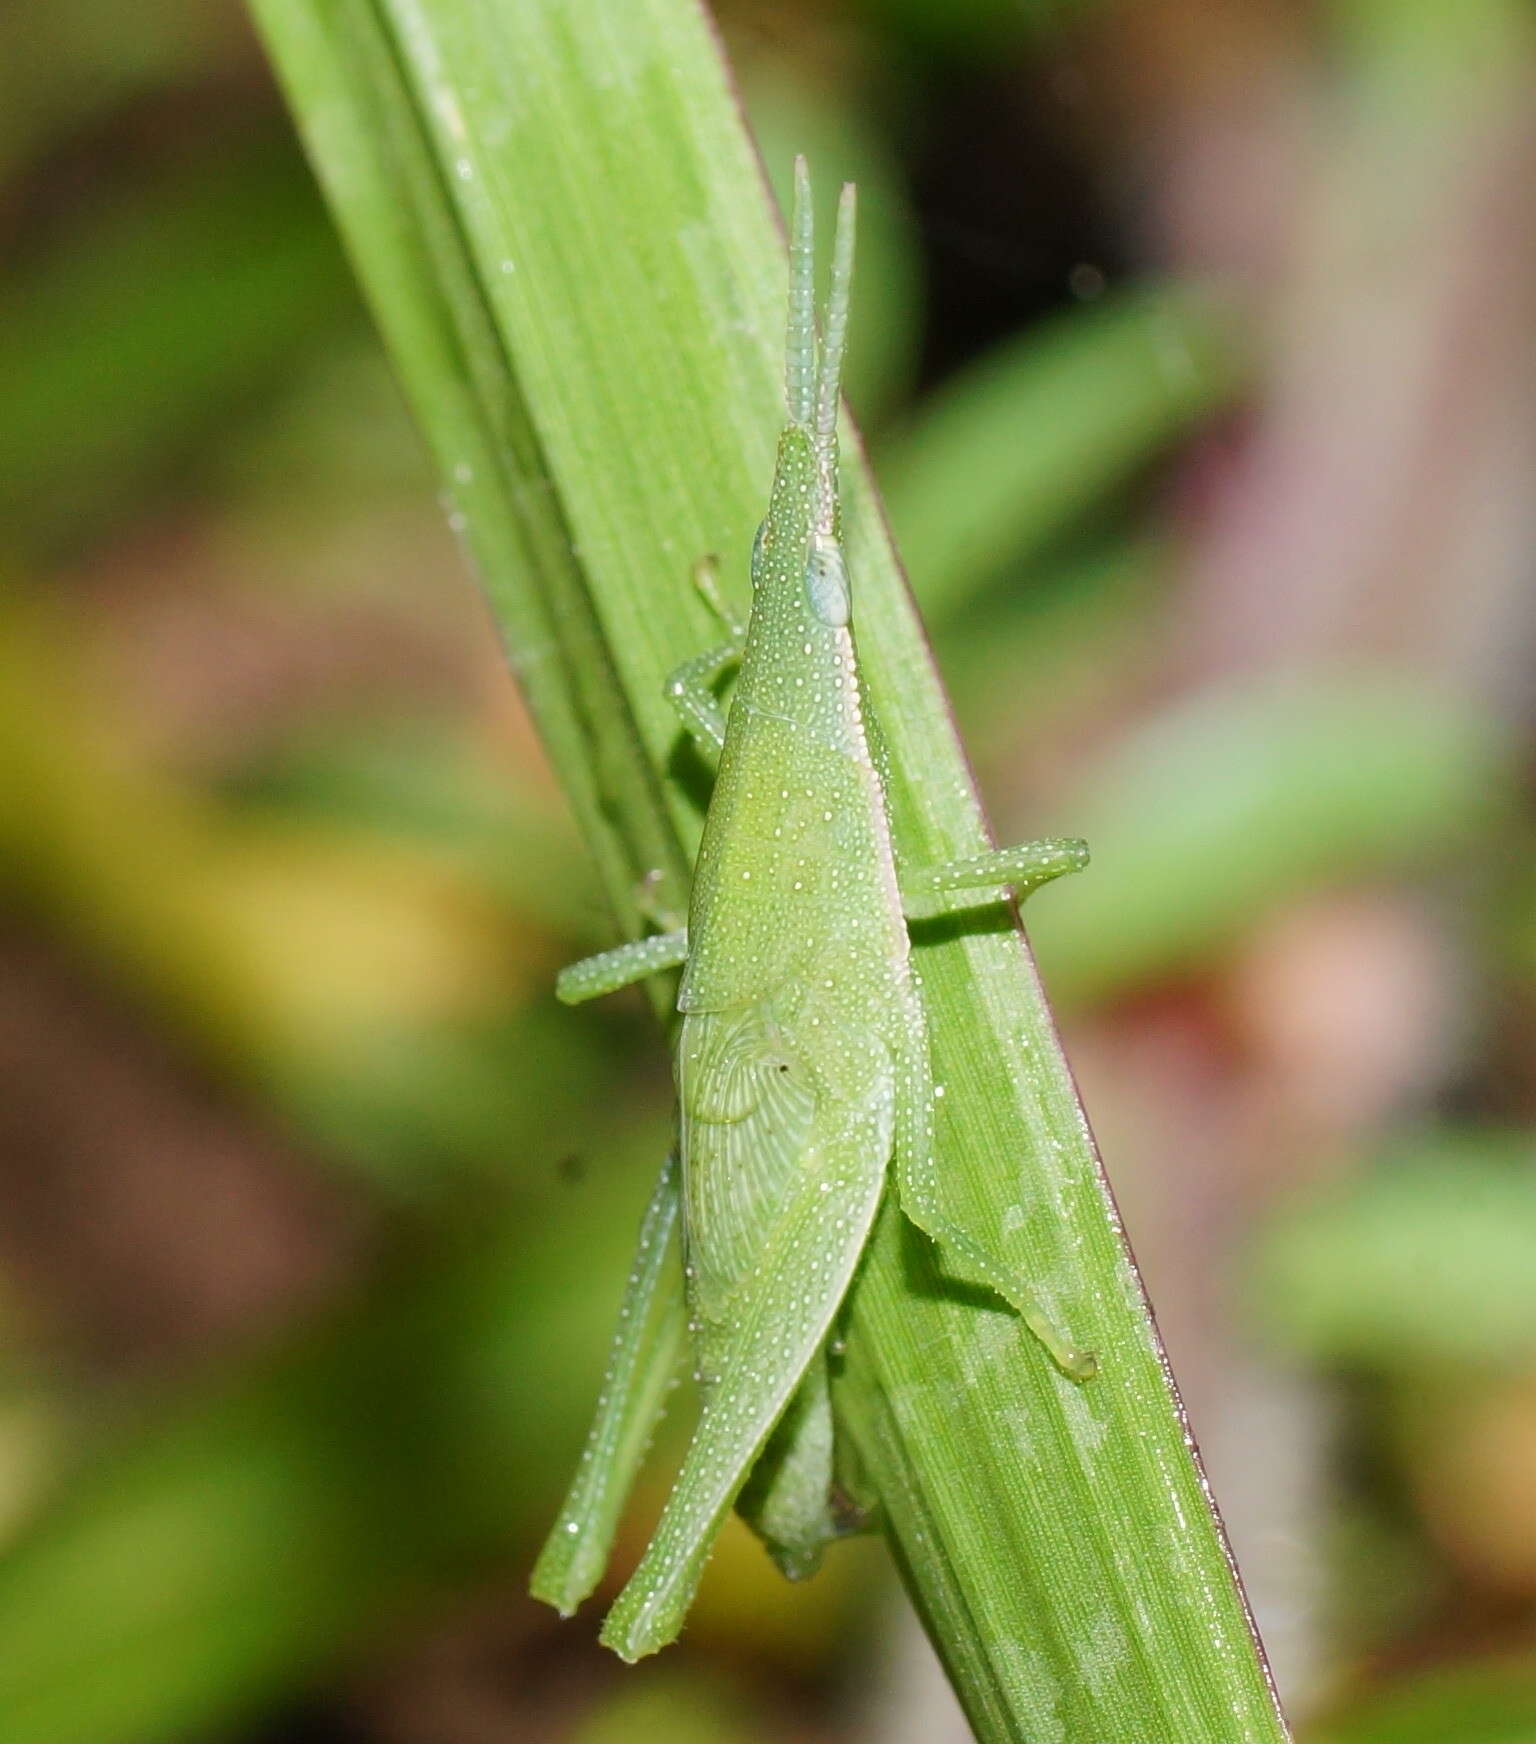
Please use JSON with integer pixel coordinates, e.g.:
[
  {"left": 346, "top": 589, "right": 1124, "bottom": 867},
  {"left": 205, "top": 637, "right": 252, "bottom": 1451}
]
[
  {"left": 598, "top": 1003, "right": 892, "bottom": 1660},
  {"left": 677, "top": 1002, "right": 818, "bottom": 1321}
]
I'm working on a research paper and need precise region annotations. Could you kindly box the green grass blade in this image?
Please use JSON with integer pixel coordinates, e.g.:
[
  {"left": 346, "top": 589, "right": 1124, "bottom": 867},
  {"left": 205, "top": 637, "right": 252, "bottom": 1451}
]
[{"left": 249, "top": 1, "right": 1290, "bottom": 1735}]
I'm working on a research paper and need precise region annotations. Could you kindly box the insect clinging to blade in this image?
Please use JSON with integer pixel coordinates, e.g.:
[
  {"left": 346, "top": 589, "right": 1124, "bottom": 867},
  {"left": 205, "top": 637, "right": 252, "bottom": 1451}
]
[{"left": 530, "top": 159, "right": 1094, "bottom": 1663}]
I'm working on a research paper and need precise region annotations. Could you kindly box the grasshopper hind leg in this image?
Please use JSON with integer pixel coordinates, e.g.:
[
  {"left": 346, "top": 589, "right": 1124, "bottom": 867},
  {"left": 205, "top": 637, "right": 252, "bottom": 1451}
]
[
  {"left": 530, "top": 1151, "right": 688, "bottom": 1615},
  {"left": 735, "top": 1352, "right": 838, "bottom": 1580},
  {"left": 893, "top": 1038, "right": 1097, "bottom": 1382}
]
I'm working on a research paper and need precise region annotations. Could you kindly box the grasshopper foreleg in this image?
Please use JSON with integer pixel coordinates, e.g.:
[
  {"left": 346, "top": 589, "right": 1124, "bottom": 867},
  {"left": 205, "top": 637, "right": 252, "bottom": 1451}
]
[
  {"left": 893, "top": 1036, "right": 1097, "bottom": 1382},
  {"left": 664, "top": 642, "right": 741, "bottom": 761},
  {"left": 663, "top": 558, "right": 747, "bottom": 761}
]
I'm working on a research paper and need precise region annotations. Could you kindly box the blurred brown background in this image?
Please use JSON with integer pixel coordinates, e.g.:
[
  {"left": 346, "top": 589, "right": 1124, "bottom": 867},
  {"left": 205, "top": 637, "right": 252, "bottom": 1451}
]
[{"left": 3, "top": 1, "right": 1536, "bottom": 1739}]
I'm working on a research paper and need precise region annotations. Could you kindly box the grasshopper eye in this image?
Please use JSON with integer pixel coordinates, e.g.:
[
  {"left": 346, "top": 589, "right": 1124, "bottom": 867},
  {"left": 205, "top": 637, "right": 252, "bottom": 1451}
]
[{"left": 805, "top": 539, "right": 850, "bottom": 627}]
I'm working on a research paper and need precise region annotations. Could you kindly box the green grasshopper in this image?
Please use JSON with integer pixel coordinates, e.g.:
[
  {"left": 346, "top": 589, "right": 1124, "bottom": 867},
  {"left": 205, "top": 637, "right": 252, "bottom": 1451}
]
[{"left": 531, "top": 159, "right": 1093, "bottom": 1663}]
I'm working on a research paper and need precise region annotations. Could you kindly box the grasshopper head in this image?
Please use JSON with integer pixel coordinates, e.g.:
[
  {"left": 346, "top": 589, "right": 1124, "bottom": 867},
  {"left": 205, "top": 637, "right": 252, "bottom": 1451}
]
[{"left": 749, "top": 160, "right": 855, "bottom": 632}]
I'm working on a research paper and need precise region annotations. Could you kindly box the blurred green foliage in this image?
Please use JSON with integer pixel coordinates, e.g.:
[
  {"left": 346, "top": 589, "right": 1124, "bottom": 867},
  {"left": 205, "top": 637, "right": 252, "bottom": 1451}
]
[
  {"left": 0, "top": 1120, "right": 678, "bottom": 1744},
  {"left": 1308, "top": 1659, "right": 1536, "bottom": 1744},
  {"left": 1259, "top": 1132, "right": 1536, "bottom": 1374},
  {"left": 0, "top": 0, "right": 1532, "bottom": 1740},
  {"left": 881, "top": 285, "right": 1241, "bottom": 621},
  {"left": 0, "top": 143, "right": 352, "bottom": 555},
  {"left": 1036, "top": 676, "right": 1513, "bottom": 1007}
]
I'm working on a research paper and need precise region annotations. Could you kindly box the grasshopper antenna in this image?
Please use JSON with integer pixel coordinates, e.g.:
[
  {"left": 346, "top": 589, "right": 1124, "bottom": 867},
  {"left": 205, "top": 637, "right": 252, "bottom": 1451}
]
[
  {"left": 786, "top": 156, "right": 817, "bottom": 427},
  {"left": 814, "top": 181, "right": 856, "bottom": 533}
]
